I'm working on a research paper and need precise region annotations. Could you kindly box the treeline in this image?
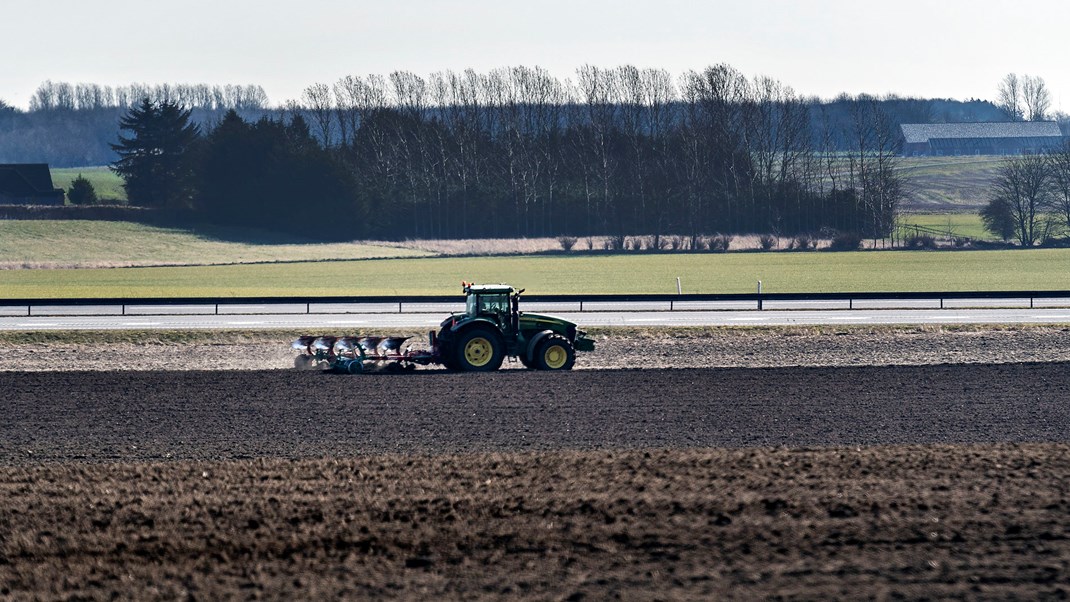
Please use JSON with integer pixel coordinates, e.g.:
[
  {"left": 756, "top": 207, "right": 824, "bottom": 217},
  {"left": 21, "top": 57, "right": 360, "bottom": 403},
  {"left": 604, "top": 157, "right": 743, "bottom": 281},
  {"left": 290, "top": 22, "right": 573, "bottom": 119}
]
[
  {"left": 289, "top": 65, "right": 907, "bottom": 239},
  {"left": 0, "top": 83, "right": 270, "bottom": 166},
  {"left": 4, "top": 66, "right": 1040, "bottom": 241},
  {"left": 29, "top": 81, "right": 269, "bottom": 112},
  {"left": 0, "top": 72, "right": 1014, "bottom": 170},
  {"left": 108, "top": 64, "right": 916, "bottom": 241}
]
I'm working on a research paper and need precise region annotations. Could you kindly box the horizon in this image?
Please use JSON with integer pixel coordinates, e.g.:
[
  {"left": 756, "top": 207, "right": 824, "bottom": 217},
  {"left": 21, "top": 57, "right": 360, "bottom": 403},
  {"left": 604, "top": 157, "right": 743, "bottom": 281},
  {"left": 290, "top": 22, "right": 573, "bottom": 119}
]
[{"left": 4, "top": 0, "right": 1069, "bottom": 112}]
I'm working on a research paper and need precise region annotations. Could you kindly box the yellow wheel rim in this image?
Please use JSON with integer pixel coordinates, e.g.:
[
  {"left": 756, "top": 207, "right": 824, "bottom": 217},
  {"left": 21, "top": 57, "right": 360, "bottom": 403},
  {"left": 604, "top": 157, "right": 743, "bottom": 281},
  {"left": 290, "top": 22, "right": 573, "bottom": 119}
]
[
  {"left": 543, "top": 344, "right": 567, "bottom": 369},
  {"left": 464, "top": 337, "right": 493, "bottom": 367}
]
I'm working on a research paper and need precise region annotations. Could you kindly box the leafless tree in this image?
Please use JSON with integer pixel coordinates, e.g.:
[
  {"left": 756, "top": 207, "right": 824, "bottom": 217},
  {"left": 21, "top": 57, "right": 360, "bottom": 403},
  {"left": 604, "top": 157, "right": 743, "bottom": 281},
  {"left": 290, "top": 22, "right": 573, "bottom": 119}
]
[
  {"left": 302, "top": 83, "right": 334, "bottom": 147},
  {"left": 998, "top": 73, "right": 1024, "bottom": 121},
  {"left": 991, "top": 154, "right": 1054, "bottom": 246},
  {"left": 1022, "top": 75, "right": 1051, "bottom": 121},
  {"left": 1046, "top": 141, "right": 1070, "bottom": 235},
  {"left": 844, "top": 95, "right": 904, "bottom": 240},
  {"left": 575, "top": 65, "right": 621, "bottom": 233}
]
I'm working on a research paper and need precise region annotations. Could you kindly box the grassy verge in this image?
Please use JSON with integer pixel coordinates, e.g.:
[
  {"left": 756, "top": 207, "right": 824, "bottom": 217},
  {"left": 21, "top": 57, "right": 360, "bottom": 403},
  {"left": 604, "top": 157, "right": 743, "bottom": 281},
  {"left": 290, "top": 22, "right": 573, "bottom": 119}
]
[{"left": 1, "top": 247, "right": 1069, "bottom": 297}]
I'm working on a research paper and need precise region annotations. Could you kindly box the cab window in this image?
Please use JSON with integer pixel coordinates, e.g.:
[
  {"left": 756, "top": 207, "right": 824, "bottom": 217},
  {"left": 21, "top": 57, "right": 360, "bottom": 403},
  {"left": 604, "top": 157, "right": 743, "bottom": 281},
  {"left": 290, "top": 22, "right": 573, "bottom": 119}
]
[{"left": 471, "top": 294, "right": 508, "bottom": 316}]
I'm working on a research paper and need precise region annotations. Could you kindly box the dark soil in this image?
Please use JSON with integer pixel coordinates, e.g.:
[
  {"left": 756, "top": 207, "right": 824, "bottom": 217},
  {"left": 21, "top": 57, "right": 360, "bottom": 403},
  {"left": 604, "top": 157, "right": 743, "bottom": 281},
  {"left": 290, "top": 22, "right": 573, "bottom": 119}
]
[
  {"left": 2, "top": 364, "right": 1070, "bottom": 599},
  {"left": 2, "top": 364, "right": 1070, "bottom": 463}
]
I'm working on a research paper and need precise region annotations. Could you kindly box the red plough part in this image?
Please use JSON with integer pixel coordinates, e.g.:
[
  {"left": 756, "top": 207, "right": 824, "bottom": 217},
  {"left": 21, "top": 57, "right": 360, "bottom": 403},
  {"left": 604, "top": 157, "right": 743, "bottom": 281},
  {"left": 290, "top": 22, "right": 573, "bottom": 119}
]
[{"left": 292, "top": 335, "right": 436, "bottom": 373}]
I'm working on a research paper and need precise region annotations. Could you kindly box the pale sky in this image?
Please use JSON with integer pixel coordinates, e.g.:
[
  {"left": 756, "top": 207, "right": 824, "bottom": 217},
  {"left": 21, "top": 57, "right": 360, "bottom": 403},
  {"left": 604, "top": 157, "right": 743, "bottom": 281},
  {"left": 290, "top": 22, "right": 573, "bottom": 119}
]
[{"left": 5, "top": 0, "right": 1069, "bottom": 110}]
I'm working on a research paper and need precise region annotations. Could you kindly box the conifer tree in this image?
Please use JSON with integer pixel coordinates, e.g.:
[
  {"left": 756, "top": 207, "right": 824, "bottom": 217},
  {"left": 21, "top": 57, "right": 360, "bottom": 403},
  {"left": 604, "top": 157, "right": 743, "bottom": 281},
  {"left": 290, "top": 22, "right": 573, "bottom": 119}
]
[
  {"left": 67, "top": 174, "right": 98, "bottom": 205},
  {"left": 110, "top": 99, "right": 200, "bottom": 208}
]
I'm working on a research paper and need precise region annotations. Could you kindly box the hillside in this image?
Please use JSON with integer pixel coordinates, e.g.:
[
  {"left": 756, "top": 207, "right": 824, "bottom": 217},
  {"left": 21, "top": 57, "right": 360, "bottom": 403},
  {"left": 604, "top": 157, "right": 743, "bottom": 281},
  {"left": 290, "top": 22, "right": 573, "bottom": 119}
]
[{"left": 897, "top": 156, "right": 1003, "bottom": 211}]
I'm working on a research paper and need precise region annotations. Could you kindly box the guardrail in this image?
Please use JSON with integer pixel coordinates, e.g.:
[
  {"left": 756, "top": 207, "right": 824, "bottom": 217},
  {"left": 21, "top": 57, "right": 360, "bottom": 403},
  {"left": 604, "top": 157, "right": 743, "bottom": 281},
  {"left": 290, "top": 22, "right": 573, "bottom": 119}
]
[{"left": 2, "top": 290, "right": 1070, "bottom": 316}]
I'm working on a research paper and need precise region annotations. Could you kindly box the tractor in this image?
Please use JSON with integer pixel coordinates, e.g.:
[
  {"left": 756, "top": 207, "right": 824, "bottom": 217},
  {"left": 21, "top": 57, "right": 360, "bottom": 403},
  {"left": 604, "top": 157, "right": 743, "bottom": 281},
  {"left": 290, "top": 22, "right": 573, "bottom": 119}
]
[{"left": 292, "top": 283, "right": 595, "bottom": 373}]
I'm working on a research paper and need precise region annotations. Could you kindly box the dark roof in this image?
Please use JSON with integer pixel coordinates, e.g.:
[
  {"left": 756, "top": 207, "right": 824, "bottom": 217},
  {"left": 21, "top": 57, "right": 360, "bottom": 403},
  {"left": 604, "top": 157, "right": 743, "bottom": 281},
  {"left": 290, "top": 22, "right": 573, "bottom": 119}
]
[
  {"left": 900, "top": 122, "right": 1063, "bottom": 144},
  {"left": 0, "top": 164, "right": 62, "bottom": 197}
]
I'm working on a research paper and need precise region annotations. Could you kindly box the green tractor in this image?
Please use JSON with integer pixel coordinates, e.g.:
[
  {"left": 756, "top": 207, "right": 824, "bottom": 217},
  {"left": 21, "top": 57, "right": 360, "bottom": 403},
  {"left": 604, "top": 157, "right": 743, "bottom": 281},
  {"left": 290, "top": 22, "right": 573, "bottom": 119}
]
[
  {"left": 291, "top": 283, "right": 595, "bottom": 372},
  {"left": 433, "top": 283, "right": 595, "bottom": 371}
]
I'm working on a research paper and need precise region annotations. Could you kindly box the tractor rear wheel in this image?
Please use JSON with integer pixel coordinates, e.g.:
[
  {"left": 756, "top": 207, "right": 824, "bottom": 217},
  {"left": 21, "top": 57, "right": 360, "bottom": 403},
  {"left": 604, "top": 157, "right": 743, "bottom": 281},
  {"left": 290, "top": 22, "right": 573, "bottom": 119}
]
[
  {"left": 454, "top": 328, "right": 504, "bottom": 371},
  {"left": 534, "top": 335, "right": 575, "bottom": 371}
]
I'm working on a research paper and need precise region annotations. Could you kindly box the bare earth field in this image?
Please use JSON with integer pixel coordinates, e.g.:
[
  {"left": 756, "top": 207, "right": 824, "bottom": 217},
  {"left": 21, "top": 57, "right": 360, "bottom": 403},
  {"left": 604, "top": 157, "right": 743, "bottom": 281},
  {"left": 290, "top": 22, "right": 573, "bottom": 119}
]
[
  {"left": 1, "top": 325, "right": 1069, "bottom": 372},
  {"left": 2, "top": 329, "right": 1070, "bottom": 599}
]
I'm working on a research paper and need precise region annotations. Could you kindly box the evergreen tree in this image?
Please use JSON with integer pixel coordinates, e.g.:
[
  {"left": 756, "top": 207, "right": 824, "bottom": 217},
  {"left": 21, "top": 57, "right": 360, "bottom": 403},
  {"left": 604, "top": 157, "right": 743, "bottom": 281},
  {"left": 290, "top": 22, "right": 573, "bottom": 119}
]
[
  {"left": 110, "top": 99, "right": 200, "bottom": 209},
  {"left": 195, "top": 111, "right": 363, "bottom": 239},
  {"left": 67, "top": 174, "right": 98, "bottom": 205}
]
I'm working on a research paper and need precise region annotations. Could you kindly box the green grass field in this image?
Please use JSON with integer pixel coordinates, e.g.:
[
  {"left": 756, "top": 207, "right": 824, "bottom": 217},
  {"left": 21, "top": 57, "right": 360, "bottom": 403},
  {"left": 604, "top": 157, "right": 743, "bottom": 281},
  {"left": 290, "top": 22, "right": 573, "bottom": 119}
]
[
  {"left": 0, "top": 221, "right": 430, "bottom": 268},
  {"left": 50, "top": 167, "right": 127, "bottom": 203},
  {"left": 899, "top": 212, "right": 993, "bottom": 240},
  {"left": 2, "top": 249, "right": 1069, "bottom": 298}
]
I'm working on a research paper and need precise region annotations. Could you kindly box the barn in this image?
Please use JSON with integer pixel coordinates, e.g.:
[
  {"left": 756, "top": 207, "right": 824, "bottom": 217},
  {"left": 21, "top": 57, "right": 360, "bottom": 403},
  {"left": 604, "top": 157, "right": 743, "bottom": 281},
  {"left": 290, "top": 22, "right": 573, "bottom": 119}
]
[
  {"left": 900, "top": 122, "right": 1065, "bottom": 156},
  {"left": 0, "top": 164, "right": 65, "bottom": 205}
]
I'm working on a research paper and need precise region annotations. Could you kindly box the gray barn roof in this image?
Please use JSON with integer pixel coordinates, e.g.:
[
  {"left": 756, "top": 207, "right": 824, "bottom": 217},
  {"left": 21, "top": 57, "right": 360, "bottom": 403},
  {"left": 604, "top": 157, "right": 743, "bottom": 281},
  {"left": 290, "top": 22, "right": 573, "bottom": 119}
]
[{"left": 901, "top": 122, "right": 1063, "bottom": 144}]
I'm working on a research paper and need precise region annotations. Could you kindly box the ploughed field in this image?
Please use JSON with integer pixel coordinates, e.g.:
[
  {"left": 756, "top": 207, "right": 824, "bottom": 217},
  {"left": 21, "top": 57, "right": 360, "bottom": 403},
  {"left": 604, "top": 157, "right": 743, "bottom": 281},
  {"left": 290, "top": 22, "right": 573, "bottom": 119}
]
[{"left": 3, "top": 364, "right": 1070, "bottom": 598}]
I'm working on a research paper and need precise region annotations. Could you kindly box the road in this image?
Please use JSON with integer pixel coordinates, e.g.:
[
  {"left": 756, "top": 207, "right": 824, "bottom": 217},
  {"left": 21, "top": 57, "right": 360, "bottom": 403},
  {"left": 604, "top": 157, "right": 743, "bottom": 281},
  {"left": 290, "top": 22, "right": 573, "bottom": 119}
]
[{"left": 2, "top": 299, "right": 1070, "bottom": 330}]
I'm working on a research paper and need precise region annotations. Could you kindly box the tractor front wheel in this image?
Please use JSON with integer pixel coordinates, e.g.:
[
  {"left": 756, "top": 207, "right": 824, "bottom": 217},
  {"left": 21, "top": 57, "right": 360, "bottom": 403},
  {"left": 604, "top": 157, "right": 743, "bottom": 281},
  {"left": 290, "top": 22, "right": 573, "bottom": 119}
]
[
  {"left": 454, "top": 328, "right": 504, "bottom": 372},
  {"left": 535, "top": 335, "right": 575, "bottom": 371}
]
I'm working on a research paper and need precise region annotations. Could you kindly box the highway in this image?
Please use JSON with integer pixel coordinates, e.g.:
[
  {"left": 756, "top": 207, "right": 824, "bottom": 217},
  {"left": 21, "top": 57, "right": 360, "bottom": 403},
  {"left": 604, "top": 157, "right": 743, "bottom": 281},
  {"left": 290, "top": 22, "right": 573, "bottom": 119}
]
[{"left": 2, "top": 299, "right": 1070, "bottom": 330}]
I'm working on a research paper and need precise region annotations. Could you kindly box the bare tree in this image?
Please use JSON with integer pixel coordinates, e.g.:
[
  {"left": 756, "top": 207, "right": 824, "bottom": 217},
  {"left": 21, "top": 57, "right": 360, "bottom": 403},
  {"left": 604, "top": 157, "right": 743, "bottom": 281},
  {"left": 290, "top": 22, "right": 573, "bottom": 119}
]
[
  {"left": 1022, "top": 75, "right": 1052, "bottom": 121},
  {"left": 997, "top": 73, "right": 1024, "bottom": 121},
  {"left": 1046, "top": 141, "right": 1070, "bottom": 235},
  {"left": 989, "top": 154, "right": 1054, "bottom": 246},
  {"left": 302, "top": 83, "right": 334, "bottom": 147}
]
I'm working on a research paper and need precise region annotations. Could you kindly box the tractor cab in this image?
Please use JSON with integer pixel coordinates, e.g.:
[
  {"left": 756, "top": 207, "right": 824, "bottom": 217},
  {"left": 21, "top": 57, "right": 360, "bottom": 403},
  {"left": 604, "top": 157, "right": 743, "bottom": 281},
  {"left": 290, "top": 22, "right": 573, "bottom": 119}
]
[{"left": 462, "top": 283, "right": 523, "bottom": 333}]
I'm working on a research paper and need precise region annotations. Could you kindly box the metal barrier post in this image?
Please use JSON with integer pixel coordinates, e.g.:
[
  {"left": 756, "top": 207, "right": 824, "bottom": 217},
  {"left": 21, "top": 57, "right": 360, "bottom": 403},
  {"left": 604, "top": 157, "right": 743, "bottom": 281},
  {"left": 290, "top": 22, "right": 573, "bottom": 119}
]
[{"left": 757, "top": 281, "right": 763, "bottom": 311}]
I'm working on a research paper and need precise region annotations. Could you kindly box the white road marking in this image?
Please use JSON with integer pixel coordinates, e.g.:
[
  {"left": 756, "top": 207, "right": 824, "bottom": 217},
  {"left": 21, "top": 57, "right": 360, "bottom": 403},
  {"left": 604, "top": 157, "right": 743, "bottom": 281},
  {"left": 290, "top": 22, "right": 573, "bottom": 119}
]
[
  {"left": 321, "top": 320, "right": 367, "bottom": 325},
  {"left": 16, "top": 322, "right": 58, "bottom": 327},
  {"left": 728, "top": 317, "right": 770, "bottom": 321},
  {"left": 1031, "top": 315, "right": 1070, "bottom": 320},
  {"left": 226, "top": 321, "right": 266, "bottom": 325},
  {"left": 826, "top": 316, "right": 872, "bottom": 321},
  {"left": 122, "top": 322, "right": 161, "bottom": 326}
]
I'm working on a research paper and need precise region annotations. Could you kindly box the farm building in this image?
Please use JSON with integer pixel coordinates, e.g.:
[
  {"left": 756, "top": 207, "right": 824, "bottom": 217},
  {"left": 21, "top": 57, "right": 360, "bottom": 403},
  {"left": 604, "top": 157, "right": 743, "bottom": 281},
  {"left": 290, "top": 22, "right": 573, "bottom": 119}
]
[
  {"left": 0, "top": 164, "right": 65, "bottom": 205},
  {"left": 900, "top": 122, "right": 1065, "bottom": 156}
]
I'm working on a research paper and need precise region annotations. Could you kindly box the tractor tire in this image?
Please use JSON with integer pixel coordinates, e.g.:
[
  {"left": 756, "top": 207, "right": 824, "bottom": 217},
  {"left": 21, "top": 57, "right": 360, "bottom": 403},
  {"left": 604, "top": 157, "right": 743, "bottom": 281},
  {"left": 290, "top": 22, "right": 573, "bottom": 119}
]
[
  {"left": 438, "top": 339, "right": 459, "bottom": 371},
  {"left": 454, "top": 327, "right": 504, "bottom": 372},
  {"left": 534, "top": 335, "right": 575, "bottom": 371}
]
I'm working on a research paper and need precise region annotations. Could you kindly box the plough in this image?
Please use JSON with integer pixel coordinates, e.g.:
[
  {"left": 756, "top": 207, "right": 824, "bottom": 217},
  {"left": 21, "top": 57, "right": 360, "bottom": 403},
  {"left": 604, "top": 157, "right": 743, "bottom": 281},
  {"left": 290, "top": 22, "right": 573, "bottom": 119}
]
[{"left": 291, "top": 335, "right": 432, "bottom": 373}]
